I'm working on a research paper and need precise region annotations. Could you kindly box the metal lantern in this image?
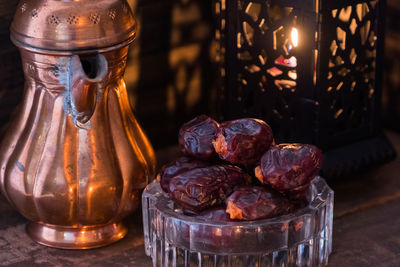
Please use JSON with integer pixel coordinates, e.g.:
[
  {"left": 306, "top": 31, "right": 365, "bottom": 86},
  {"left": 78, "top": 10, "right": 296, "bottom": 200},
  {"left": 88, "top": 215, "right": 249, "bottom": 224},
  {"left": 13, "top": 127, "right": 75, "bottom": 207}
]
[{"left": 216, "top": 0, "right": 395, "bottom": 178}]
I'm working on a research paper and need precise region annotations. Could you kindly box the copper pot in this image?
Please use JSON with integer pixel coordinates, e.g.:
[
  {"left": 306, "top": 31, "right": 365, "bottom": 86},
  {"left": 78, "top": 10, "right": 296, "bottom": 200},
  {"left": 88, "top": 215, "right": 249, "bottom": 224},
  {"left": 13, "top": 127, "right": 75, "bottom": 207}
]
[{"left": 0, "top": 0, "right": 156, "bottom": 249}]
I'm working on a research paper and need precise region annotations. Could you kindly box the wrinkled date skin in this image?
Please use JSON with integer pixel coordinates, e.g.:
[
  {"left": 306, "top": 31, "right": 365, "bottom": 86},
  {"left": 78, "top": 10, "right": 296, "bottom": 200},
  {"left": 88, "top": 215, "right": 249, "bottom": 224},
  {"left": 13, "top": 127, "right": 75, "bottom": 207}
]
[
  {"left": 197, "top": 206, "right": 233, "bottom": 222},
  {"left": 255, "top": 144, "right": 323, "bottom": 193},
  {"left": 157, "top": 156, "right": 208, "bottom": 193},
  {"left": 179, "top": 115, "right": 219, "bottom": 160},
  {"left": 286, "top": 182, "right": 312, "bottom": 201},
  {"left": 168, "top": 165, "right": 249, "bottom": 212},
  {"left": 213, "top": 118, "right": 273, "bottom": 165},
  {"left": 226, "top": 186, "right": 293, "bottom": 220}
]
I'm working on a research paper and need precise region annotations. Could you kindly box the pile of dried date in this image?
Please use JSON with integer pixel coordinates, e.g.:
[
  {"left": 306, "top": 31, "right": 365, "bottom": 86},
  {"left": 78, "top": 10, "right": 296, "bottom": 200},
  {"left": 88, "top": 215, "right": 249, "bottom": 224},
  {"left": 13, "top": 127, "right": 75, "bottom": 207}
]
[{"left": 158, "top": 115, "right": 323, "bottom": 222}]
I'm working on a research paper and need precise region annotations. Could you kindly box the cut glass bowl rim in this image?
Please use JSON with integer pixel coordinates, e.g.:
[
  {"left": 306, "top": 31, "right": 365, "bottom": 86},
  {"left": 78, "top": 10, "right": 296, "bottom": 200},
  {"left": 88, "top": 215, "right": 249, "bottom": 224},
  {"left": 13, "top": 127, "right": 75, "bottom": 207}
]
[{"left": 150, "top": 176, "right": 331, "bottom": 227}]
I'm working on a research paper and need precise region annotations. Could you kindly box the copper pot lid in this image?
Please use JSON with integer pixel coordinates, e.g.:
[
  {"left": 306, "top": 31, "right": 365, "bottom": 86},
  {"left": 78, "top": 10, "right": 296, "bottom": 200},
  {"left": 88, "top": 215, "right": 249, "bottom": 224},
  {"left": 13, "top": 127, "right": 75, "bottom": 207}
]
[{"left": 11, "top": 0, "right": 136, "bottom": 54}]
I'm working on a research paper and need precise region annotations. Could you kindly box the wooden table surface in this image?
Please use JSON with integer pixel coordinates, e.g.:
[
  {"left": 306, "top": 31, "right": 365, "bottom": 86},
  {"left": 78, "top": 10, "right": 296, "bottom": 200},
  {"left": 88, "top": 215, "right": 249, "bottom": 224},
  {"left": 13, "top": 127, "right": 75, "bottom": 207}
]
[{"left": 1, "top": 132, "right": 400, "bottom": 266}]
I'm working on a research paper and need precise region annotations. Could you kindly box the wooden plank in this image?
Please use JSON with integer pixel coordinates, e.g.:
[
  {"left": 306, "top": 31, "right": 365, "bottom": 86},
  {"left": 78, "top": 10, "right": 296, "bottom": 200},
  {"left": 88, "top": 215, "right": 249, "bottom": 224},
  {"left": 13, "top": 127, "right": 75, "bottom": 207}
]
[
  {"left": 330, "top": 198, "right": 400, "bottom": 266},
  {"left": 0, "top": 199, "right": 152, "bottom": 266},
  {"left": 331, "top": 131, "right": 400, "bottom": 218}
]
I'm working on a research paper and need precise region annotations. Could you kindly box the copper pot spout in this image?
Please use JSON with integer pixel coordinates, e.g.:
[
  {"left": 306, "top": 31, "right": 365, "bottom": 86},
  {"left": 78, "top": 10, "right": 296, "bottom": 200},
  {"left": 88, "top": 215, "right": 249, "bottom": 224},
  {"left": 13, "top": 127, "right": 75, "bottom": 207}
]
[{"left": 60, "top": 54, "right": 108, "bottom": 127}]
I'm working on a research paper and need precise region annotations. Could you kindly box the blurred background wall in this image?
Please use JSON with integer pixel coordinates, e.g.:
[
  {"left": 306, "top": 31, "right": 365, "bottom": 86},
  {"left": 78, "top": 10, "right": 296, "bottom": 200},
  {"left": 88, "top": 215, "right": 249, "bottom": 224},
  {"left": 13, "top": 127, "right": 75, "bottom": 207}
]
[
  {"left": 124, "top": 0, "right": 217, "bottom": 149},
  {"left": 0, "top": 1, "right": 24, "bottom": 138},
  {"left": 0, "top": 0, "right": 399, "bottom": 151},
  {"left": 382, "top": 0, "right": 400, "bottom": 130}
]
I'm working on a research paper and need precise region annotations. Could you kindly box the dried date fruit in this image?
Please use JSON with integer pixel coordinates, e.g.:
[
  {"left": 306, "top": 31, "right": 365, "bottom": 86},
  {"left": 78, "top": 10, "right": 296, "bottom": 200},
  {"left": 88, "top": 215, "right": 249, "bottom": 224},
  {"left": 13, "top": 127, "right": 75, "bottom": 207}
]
[
  {"left": 168, "top": 165, "right": 249, "bottom": 212},
  {"left": 189, "top": 207, "right": 238, "bottom": 249},
  {"left": 157, "top": 156, "right": 208, "bottom": 193},
  {"left": 286, "top": 182, "right": 311, "bottom": 200},
  {"left": 179, "top": 115, "right": 219, "bottom": 160},
  {"left": 213, "top": 118, "right": 273, "bottom": 165},
  {"left": 226, "top": 186, "right": 293, "bottom": 220},
  {"left": 197, "top": 206, "right": 233, "bottom": 222},
  {"left": 255, "top": 144, "right": 323, "bottom": 192}
]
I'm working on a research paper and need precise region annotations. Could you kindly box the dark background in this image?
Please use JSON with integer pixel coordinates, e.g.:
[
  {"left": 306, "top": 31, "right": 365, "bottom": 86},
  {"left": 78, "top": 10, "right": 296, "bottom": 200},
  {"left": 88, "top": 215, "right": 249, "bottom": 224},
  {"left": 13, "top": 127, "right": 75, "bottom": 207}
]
[{"left": 0, "top": 0, "right": 399, "bottom": 151}]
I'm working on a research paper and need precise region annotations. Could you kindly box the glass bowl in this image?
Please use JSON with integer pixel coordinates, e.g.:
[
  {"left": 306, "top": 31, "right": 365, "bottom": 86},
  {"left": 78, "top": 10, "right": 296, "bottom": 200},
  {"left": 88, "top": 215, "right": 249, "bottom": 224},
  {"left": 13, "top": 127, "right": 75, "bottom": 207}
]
[{"left": 142, "top": 176, "right": 333, "bottom": 267}]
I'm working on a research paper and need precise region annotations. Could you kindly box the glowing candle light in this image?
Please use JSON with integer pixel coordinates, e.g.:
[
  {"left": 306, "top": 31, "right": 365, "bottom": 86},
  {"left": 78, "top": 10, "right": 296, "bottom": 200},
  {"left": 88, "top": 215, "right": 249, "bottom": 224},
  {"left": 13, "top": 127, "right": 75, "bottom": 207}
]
[{"left": 291, "top": 27, "right": 299, "bottom": 47}]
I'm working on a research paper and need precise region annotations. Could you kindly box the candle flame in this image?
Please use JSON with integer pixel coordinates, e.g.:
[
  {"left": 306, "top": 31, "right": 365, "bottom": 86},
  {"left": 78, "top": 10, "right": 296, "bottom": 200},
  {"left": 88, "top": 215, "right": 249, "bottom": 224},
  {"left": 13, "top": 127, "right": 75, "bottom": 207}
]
[{"left": 291, "top": 28, "right": 299, "bottom": 47}]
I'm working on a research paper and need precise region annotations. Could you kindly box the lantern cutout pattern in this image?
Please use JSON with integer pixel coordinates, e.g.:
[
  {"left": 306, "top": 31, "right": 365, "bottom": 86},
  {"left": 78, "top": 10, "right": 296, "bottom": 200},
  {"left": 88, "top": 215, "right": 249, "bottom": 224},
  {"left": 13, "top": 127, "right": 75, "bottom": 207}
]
[{"left": 216, "top": 0, "right": 395, "bottom": 178}]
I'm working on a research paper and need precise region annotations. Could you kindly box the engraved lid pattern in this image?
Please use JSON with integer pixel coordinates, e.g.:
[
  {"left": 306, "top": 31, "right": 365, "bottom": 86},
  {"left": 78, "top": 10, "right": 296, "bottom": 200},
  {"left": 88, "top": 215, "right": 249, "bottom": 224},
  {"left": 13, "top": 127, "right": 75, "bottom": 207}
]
[{"left": 11, "top": 0, "right": 136, "bottom": 53}]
